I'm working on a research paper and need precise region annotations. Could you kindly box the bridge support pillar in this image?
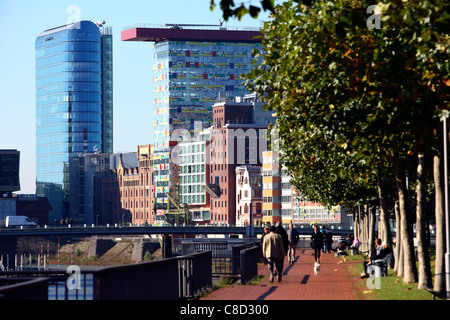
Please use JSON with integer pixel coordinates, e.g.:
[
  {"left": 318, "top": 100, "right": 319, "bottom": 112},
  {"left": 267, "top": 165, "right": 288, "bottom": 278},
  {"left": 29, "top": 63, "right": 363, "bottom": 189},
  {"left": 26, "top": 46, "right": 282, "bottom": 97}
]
[
  {"left": 162, "top": 234, "right": 172, "bottom": 259},
  {"left": 0, "top": 236, "right": 17, "bottom": 270}
]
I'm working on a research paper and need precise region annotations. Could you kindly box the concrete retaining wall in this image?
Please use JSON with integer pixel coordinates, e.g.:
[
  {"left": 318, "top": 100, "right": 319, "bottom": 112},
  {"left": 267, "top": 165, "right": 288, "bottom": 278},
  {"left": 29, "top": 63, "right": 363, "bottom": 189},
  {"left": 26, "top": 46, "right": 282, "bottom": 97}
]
[
  {"left": 88, "top": 237, "right": 116, "bottom": 258},
  {"left": 131, "top": 240, "right": 160, "bottom": 262}
]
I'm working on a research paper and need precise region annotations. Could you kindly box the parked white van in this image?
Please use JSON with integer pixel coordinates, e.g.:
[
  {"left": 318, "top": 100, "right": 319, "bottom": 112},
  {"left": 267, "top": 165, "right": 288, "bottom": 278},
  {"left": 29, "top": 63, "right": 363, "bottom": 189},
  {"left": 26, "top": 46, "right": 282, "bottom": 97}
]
[{"left": 5, "top": 216, "right": 37, "bottom": 228}]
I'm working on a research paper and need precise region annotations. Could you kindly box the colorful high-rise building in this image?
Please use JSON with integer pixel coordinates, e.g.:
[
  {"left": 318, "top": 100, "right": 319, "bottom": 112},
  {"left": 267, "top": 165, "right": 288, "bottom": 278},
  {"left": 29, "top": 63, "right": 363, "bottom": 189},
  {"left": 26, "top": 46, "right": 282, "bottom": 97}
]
[
  {"left": 35, "top": 20, "right": 113, "bottom": 222},
  {"left": 121, "top": 24, "right": 261, "bottom": 205},
  {"left": 262, "top": 149, "right": 351, "bottom": 228}
]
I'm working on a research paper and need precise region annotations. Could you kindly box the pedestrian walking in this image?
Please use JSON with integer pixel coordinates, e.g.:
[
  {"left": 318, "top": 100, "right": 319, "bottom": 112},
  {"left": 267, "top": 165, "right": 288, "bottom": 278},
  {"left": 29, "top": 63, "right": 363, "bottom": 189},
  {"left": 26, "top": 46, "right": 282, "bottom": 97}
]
[
  {"left": 262, "top": 225, "right": 285, "bottom": 283},
  {"left": 260, "top": 226, "right": 270, "bottom": 245},
  {"left": 287, "top": 223, "right": 299, "bottom": 264},
  {"left": 325, "top": 227, "right": 333, "bottom": 253},
  {"left": 321, "top": 227, "right": 327, "bottom": 253},
  {"left": 275, "top": 221, "right": 289, "bottom": 255},
  {"left": 311, "top": 224, "right": 324, "bottom": 264}
]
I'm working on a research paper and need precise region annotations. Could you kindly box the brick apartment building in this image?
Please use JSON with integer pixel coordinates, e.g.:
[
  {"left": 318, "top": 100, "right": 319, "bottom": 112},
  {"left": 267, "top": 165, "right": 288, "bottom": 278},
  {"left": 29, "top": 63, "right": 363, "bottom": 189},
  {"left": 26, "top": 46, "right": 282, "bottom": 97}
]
[
  {"left": 103, "top": 145, "right": 154, "bottom": 225},
  {"left": 206, "top": 100, "right": 269, "bottom": 225}
]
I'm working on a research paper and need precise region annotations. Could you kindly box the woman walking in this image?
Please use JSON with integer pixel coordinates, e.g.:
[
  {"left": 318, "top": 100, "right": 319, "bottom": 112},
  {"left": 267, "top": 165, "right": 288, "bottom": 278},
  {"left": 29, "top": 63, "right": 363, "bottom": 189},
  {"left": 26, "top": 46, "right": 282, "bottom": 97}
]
[{"left": 311, "top": 225, "right": 324, "bottom": 264}]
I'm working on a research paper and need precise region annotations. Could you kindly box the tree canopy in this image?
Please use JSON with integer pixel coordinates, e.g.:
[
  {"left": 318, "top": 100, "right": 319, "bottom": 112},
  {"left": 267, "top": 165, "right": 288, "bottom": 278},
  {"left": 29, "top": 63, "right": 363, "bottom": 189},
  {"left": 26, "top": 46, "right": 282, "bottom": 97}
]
[{"left": 243, "top": 0, "right": 449, "bottom": 209}]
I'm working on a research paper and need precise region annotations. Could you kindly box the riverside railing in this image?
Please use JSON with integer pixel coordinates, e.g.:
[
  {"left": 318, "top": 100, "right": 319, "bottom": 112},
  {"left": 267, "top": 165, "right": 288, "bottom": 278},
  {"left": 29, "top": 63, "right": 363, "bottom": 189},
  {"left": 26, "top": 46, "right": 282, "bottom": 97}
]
[
  {"left": 0, "top": 251, "right": 212, "bottom": 300},
  {"left": 174, "top": 239, "right": 260, "bottom": 276},
  {"left": 92, "top": 250, "right": 212, "bottom": 300},
  {"left": 239, "top": 246, "right": 261, "bottom": 284}
]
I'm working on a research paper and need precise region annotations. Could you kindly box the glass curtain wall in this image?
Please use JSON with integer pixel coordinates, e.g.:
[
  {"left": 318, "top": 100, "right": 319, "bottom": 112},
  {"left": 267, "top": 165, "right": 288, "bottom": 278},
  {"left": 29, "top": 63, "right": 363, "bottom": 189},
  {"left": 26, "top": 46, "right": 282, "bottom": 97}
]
[{"left": 35, "top": 21, "right": 103, "bottom": 221}]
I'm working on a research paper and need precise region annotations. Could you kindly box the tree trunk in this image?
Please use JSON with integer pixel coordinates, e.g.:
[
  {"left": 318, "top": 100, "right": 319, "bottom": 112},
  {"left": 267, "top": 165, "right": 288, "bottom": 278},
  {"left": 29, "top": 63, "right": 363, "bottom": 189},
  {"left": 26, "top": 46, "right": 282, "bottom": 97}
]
[
  {"left": 416, "top": 153, "right": 432, "bottom": 289},
  {"left": 433, "top": 153, "right": 446, "bottom": 294},
  {"left": 394, "top": 199, "right": 403, "bottom": 277},
  {"left": 359, "top": 206, "right": 366, "bottom": 251},
  {"left": 369, "top": 206, "right": 376, "bottom": 250},
  {"left": 396, "top": 164, "right": 418, "bottom": 283},
  {"left": 377, "top": 179, "right": 392, "bottom": 247}
]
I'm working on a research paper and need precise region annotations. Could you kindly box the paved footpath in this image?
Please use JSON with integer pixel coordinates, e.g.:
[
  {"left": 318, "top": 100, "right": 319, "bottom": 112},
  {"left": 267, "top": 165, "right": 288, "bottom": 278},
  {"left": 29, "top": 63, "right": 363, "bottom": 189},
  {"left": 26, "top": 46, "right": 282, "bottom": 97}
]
[{"left": 201, "top": 249, "right": 365, "bottom": 300}]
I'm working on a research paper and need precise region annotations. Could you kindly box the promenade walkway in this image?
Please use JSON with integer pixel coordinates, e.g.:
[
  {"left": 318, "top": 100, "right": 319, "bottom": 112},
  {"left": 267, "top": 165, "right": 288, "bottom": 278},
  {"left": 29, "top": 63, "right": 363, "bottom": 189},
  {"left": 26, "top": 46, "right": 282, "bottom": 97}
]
[{"left": 201, "top": 249, "right": 367, "bottom": 300}]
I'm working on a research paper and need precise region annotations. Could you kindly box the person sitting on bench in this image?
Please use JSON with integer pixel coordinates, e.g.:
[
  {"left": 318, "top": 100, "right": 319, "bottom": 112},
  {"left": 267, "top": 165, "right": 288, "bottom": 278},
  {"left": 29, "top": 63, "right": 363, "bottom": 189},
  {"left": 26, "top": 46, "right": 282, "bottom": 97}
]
[{"left": 361, "top": 239, "right": 392, "bottom": 278}]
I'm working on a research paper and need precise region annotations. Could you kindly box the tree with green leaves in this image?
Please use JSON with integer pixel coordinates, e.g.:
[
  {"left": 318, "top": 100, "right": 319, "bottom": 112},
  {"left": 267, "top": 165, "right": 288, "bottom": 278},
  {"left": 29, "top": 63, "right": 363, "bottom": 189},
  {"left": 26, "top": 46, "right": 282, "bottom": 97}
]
[
  {"left": 210, "top": 0, "right": 276, "bottom": 21},
  {"left": 214, "top": 0, "right": 449, "bottom": 287}
]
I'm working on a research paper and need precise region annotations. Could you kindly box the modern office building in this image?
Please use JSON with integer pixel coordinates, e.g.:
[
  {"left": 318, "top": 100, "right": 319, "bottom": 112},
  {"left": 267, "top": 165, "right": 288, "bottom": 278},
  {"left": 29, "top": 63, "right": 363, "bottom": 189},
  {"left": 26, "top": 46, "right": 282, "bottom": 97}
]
[
  {"left": 0, "top": 150, "right": 20, "bottom": 223},
  {"left": 121, "top": 24, "right": 262, "bottom": 205},
  {"left": 262, "top": 150, "right": 281, "bottom": 225},
  {"left": 35, "top": 20, "right": 113, "bottom": 222},
  {"left": 0, "top": 149, "right": 20, "bottom": 195},
  {"left": 68, "top": 152, "right": 136, "bottom": 224},
  {"left": 179, "top": 129, "right": 211, "bottom": 224},
  {"left": 262, "top": 150, "right": 351, "bottom": 228}
]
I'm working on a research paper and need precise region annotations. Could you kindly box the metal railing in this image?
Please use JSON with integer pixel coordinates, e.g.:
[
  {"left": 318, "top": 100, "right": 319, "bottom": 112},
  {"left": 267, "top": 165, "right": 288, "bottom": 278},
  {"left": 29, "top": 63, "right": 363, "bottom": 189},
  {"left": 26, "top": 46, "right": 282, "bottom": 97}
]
[
  {"left": 240, "top": 246, "right": 261, "bottom": 284},
  {"left": 92, "top": 251, "right": 212, "bottom": 300},
  {"left": 122, "top": 23, "right": 261, "bottom": 32},
  {"left": 174, "top": 239, "right": 259, "bottom": 276},
  {"left": 0, "top": 277, "right": 50, "bottom": 300},
  {"left": 0, "top": 269, "right": 94, "bottom": 300},
  {"left": 0, "top": 251, "right": 212, "bottom": 300}
]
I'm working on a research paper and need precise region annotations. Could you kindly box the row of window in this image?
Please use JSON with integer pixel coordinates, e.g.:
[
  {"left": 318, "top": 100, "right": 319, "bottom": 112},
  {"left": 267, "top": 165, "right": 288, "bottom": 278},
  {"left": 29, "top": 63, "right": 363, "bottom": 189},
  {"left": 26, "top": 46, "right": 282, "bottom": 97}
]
[
  {"left": 179, "top": 143, "right": 205, "bottom": 154},
  {"left": 180, "top": 154, "right": 205, "bottom": 165},
  {"left": 36, "top": 61, "right": 101, "bottom": 77},
  {"left": 36, "top": 153, "right": 68, "bottom": 165},
  {"left": 36, "top": 163, "right": 66, "bottom": 175},
  {"left": 36, "top": 51, "right": 101, "bottom": 68},
  {"left": 36, "top": 140, "right": 101, "bottom": 155},
  {"left": 263, "top": 182, "right": 281, "bottom": 190},
  {"left": 37, "top": 102, "right": 102, "bottom": 116},
  {"left": 262, "top": 208, "right": 337, "bottom": 218},
  {"left": 180, "top": 174, "right": 205, "bottom": 184},
  {"left": 122, "top": 199, "right": 151, "bottom": 210},
  {"left": 36, "top": 173, "right": 65, "bottom": 185},
  {"left": 37, "top": 132, "right": 101, "bottom": 147},
  {"left": 263, "top": 196, "right": 280, "bottom": 203},
  {"left": 121, "top": 188, "right": 151, "bottom": 198},
  {"left": 37, "top": 123, "right": 101, "bottom": 136},
  {"left": 153, "top": 169, "right": 169, "bottom": 176},
  {"left": 37, "top": 72, "right": 101, "bottom": 88},
  {"left": 180, "top": 164, "right": 205, "bottom": 174},
  {"left": 36, "top": 41, "right": 101, "bottom": 58},
  {"left": 37, "top": 92, "right": 101, "bottom": 105},
  {"left": 37, "top": 112, "right": 101, "bottom": 126},
  {"left": 181, "top": 184, "right": 204, "bottom": 195},
  {"left": 181, "top": 194, "right": 206, "bottom": 205}
]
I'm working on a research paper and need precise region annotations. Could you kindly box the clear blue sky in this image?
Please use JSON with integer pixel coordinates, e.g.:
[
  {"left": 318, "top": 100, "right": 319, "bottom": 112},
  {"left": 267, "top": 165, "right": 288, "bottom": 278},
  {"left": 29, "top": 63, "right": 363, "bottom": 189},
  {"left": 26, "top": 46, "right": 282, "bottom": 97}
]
[{"left": 0, "top": 0, "right": 271, "bottom": 194}]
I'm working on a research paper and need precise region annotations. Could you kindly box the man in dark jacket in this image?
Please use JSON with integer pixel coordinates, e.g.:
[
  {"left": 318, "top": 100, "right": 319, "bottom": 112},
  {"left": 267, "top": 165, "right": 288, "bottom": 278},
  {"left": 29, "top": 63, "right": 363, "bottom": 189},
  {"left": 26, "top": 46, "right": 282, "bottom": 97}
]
[
  {"left": 275, "top": 221, "right": 289, "bottom": 255},
  {"left": 361, "top": 241, "right": 393, "bottom": 278},
  {"left": 287, "top": 223, "right": 299, "bottom": 264}
]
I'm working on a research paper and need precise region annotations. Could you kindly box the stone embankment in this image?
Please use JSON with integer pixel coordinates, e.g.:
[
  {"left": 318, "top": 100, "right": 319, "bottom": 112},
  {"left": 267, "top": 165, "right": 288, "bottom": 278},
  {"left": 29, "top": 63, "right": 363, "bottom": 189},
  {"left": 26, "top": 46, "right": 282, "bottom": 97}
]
[{"left": 18, "top": 236, "right": 162, "bottom": 266}]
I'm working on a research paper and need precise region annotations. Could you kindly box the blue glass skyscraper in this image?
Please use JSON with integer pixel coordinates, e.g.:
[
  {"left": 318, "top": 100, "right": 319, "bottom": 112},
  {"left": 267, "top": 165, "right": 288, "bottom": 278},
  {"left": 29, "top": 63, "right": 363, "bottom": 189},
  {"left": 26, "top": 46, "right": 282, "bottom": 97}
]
[{"left": 35, "top": 20, "right": 113, "bottom": 222}]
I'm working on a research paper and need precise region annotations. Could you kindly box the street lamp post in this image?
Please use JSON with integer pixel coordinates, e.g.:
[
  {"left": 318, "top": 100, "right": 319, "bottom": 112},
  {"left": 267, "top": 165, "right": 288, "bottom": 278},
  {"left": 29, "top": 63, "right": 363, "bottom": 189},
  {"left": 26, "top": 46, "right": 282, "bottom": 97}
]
[{"left": 444, "top": 117, "right": 450, "bottom": 299}]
